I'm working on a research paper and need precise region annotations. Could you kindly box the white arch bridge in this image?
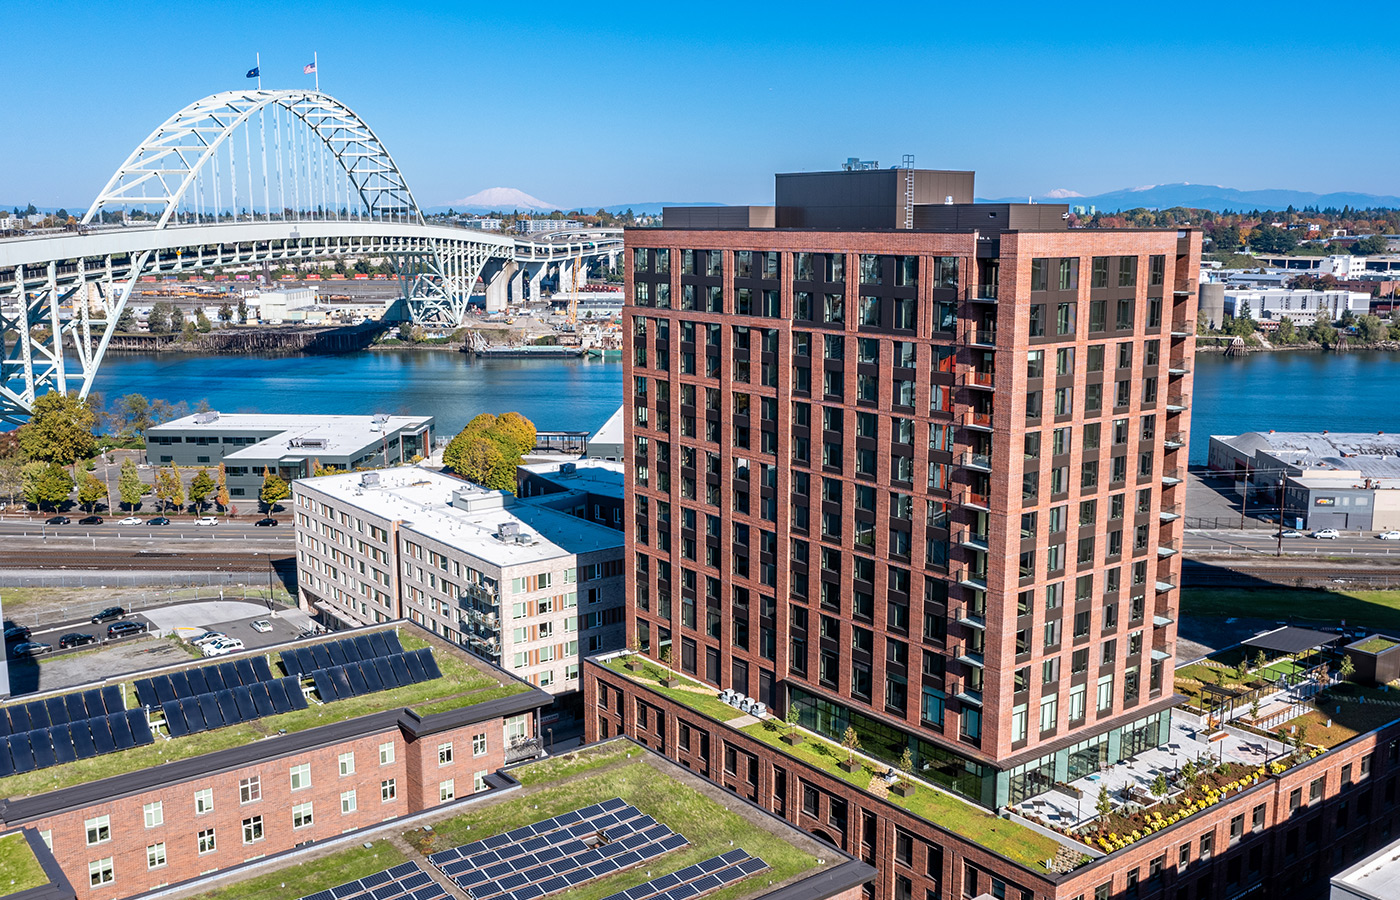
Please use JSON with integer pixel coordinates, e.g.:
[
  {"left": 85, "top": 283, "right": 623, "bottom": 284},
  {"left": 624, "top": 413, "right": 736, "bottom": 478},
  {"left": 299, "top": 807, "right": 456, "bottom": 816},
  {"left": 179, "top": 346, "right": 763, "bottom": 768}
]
[{"left": 0, "top": 89, "right": 621, "bottom": 424}]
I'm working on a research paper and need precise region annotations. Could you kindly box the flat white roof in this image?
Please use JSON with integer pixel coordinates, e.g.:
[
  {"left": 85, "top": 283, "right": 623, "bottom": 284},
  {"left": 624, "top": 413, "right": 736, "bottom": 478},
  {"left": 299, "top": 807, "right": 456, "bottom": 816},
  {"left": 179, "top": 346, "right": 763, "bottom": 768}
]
[
  {"left": 588, "top": 406, "right": 625, "bottom": 450},
  {"left": 150, "top": 413, "right": 432, "bottom": 461},
  {"left": 296, "top": 466, "right": 622, "bottom": 569},
  {"left": 1333, "top": 837, "right": 1400, "bottom": 899},
  {"left": 520, "top": 460, "right": 625, "bottom": 500}
]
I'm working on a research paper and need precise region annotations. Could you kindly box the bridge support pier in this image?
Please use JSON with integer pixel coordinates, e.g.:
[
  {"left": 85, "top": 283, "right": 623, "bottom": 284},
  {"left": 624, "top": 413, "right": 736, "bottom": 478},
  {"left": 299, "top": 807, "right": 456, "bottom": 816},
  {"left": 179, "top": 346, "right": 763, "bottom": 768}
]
[
  {"left": 509, "top": 265, "right": 524, "bottom": 306},
  {"left": 528, "top": 265, "right": 546, "bottom": 303},
  {"left": 484, "top": 260, "right": 517, "bottom": 313}
]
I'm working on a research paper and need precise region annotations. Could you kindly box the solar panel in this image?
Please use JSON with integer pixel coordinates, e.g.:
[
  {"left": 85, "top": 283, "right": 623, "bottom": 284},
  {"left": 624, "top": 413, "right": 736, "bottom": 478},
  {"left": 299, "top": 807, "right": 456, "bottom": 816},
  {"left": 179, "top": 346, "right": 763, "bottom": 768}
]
[
  {"left": 0, "top": 737, "right": 14, "bottom": 777},
  {"left": 356, "top": 659, "right": 383, "bottom": 692},
  {"left": 326, "top": 640, "right": 349, "bottom": 667},
  {"left": 368, "top": 656, "right": 393, "bottom": 687},
  {"left": 128, "top": 710, "right": 154, "bottom": 746},
  {"left": 280, "top": 649, "right": 303, "bottom": 677},
  {"left": 735, "top": 858, "right": 767, "bottom": 876},
  {"left": 64, "top": 692, "right": 89, "bottom": 723},
  {"left": 383, "top": 631, "right": 404, "bottom": 655},
  {"left": 414, "top": 647, "right": 443, "bottom": 680},
  {"left": 48, "top": 723, "right": 77, "bottom": 764},
  {"left": 344, "top": 662, "right": 370, "bottom": 695},
  {"left": 200, "top": 665, "right": 224, "bottom": 694},
  {"left": 134, "top": 679, "right": 158, "bottom": 709},
  {"left": 70, "top": 720, "right": 97, "bottom": 759},
  {"left": 251, "top": 655, "right": 274, "bottom": 682},
  {"left": 109, "top": 710, "right": 136, "bottom": 749},
  {"left": 311, "top": 644, "right": 334, "bottom": 671},
  {"left": 0, "top": 709, "right": 12, "bottom": 738},
  {"left": 215, "top": 689, "right": 241, "bottom": 724},
  {"left": 173, "top": 668, "right": 198, "bottom": 698},
  {"left": 220, "top": 661, "right": 242, "bottom": 688},
  {"left": 28, "top": 727, "right": 56, "bottom": 769},
  {"left": 25, "top": 702, "right": 50, "bottom": 731},
  {"left": 233, "top": 685, "right": 257, "bottom": 720},
  {"left": 164, "top": 700, "right": 190, "bottom": 737},
  {"left": 284, "top": 676, "right": 309, "bottom": 709},
  {"left": 8, "top": 733, "right": 35, "bottom": 773},
  {"left": 330, "top": 884, "right": 360, "bottom": 899},
  {"left": 6, "top": 705, "right": 31, "bottom": 736},
  {"left": 413, "top": 889, "right": 447, "bottom": 900},
  {"left": 100, "top": 685, "right": 123, "bottom": 714},
  {"left": 366, "top": 631, "right": 392, "bottom": 658},
  {"left": 351, "top": 634, "right": 375, "bottom": 661},
  {"left": 235, "top": 658, "right": 259, "bottom": 686},
  {"left": 714, "top": 866, "right": 744, "bottom": 885},
  {"left": 40, "top": 697, "right": 67, "bottom": 728},
  {"left": 402, "top": 651, "right": 427, "bottom": 683},
  {"left": 689, "top": 875, "right": 722, "bottom": 894},
  {"left": 329, "top": 666, "right": 355, "bottom": 699},
  {"left": 313, "top": 670, "right": 340, "bottom": 702},
  {"left": 267, "top": 679, "right": 292, "bottom": 713},
  {"left": 659, "top": 834, "right": 688, "bottom": 852},
  {"left": 151, "top": 674, "right": 176, "bottom": 705},
  {"left": 388, "top": 654, "right": 412, "bottom": 686},
  {"left": 248, "top": 682, "right": 275, "bottom": 717},
  {"left": 179, "top": 696, "right": 206, "bottom": 734},
  {"left": 197, "top": 693, "right": 223, "bottom": 728}
]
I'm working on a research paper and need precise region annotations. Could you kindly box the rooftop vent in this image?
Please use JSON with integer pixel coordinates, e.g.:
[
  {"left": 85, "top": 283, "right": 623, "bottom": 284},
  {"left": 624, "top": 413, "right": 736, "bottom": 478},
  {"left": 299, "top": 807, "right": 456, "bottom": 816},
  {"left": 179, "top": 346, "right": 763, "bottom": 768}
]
[
  {"left": 193, "top": 411, "right": 220, "bottom": 424},
  {"left": 289, "top": 437, "right": 328, "bottom": 449},
  {"left": 372, "top": 413, "right": 390, "bottom": 425}
]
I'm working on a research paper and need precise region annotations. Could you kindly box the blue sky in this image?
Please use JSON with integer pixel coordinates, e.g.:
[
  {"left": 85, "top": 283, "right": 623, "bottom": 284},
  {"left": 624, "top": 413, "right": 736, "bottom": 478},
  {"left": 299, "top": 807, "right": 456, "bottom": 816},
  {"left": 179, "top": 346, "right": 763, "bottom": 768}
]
[{"left": 3, "top": 0, "right": 1398, "bottom": 210}]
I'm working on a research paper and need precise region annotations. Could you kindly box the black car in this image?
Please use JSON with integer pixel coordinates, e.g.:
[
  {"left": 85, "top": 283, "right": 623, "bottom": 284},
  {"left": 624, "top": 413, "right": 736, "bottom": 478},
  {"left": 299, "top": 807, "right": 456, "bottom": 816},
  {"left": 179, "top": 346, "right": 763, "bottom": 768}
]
[
  {"left": 146, "top": 516, "right": 170, "bottom": 525},
  {"left": 46, "top": 515, "right": 70, "bottom": 525},
  {"left": 91, "top": 606, "right": 126, "bottom": 624},
  {"left": 11, "top": 641, "right": 52, "bottom": 657},
  {"left": 78, "top": 515, "right": 103, "bottom": 525},
  {"left": 59, "top": 632, "right": 96, "bottom": 649},
  {"left": 3, "top": 624, "right": 32, "bottom": 642},
  {"left": 254, "top": 517, "right": 279, "bottom": 527},
  {"left": 107, "top": 620, "right": 147, "bottom": 638}
]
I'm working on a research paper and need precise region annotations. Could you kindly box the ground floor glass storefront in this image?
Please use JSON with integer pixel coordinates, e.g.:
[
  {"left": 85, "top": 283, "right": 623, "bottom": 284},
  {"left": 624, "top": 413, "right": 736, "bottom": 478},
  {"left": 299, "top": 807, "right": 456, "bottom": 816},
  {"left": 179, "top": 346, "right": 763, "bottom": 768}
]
[{"left": 789, "top": 686, "right": 1172, "bottom": 811}]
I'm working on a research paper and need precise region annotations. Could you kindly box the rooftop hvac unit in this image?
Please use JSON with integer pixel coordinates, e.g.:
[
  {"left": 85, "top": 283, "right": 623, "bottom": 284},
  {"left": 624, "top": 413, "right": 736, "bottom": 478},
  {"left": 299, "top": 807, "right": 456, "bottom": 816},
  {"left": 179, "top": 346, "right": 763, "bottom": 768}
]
[
  {"left": 372, "top": 413, "right": 390, "bottom": 425},
  {"left": 289, "top": 437, "right": 328, "bottom": 449},
  {"left": 360, "top": 472, "right": 380, "bottom": 487},
  {"left": 560, "top": 462, "right": 577, "bottom": 475},
  {"left": 193, "top": 411, "right": 220, "bottom": 424},
  {"left": 496, "top": 522, "right": 520, "bottom": 541}
]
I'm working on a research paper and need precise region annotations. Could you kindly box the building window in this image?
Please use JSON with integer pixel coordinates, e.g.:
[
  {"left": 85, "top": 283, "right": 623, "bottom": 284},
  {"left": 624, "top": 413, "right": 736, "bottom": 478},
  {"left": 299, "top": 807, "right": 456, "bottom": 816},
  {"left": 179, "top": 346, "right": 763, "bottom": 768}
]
[
  {"left": 239, "top": 776, "right": 261, "bottom": 804},
  {"left": 293, "top": 801, "right": 314, "bottom": 829},
  {"left": 86, "top": 816, "right": 111, "bottom": 846},
  {"left": 339, "top": 752, "right": 355, "bottom": 776},
  {"left": 289, "top": 763, "right": 311, "bottom": 791},
  {"left": 341, "top": 790, "right": 357, "bottom": 814},
  {"left": 440, "top": 780, "right": 456, "bottom": 802},
  {"left": 143, "top": 802, "right": 163, "bottom": 828},
  {"left": 438, "top": 742, "right": 454, "bottom": 765},
  {"left": 242, "top": 816, "right": 264, "bottom": 844},
  {"left": 475, "top": 771, "right": 490, "bottom": 792},
  {"left": 473, "top": 732, "right": 488, "bottom": 757},
  {"left": 198, "top": 829, "right": 216, "bottom": 855},
  {"left": 379, "top": 742, "right": 395, "bottom": 765},
  {"left": 382, "top": 779, "right": 397, "bottom": 802},
  {"left": 147, "top": 843, "right": 166, "bottom": 870},
  {"left": 89, "top": 858, "right": 115, "bottom": 887}
]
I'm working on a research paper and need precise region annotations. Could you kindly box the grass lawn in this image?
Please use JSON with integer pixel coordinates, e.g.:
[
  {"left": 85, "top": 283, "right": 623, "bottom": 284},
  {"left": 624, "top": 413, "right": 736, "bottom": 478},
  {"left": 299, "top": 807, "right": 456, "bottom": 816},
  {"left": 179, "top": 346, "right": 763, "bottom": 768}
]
[
  {"left": 0, "top": 634, "right": 526, "bottom": 798},
  {"left": 1182, "top": 587, "right": 1400, "bottom": 633},
  {"left": 603, "top": 658, "right": 744, "bottom": 724},
  {"left": 511, "top": 741, "right": 635, "bottom": 786},
  {"left": 1282, "top": 686, "right": 1400, "bottom": 748},
  {"left": 177, "top": 840, "right": 406, "bottom": 900},
  {"left": 0, "top": 832, "right": 46, "bottom": 896},
  {"left": 1354, "top": 636, "right": 1400, "bottom": 654},
  {"left": 409, "top": 757, "right": 817, "bottom": 900},
  {"left": 741, "top": 721, "right": 1067, "bottom": 871}
]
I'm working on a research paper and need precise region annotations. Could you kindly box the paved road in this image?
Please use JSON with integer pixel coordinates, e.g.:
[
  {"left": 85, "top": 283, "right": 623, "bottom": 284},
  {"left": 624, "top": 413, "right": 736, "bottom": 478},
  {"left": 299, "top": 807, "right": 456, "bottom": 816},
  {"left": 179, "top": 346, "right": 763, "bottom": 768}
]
[
  {"left": 1185, "top": 528, "right": 1400, "bottom": 560},
  {"left": 0, "top": 517, "right": 292, "bottom": 552}
]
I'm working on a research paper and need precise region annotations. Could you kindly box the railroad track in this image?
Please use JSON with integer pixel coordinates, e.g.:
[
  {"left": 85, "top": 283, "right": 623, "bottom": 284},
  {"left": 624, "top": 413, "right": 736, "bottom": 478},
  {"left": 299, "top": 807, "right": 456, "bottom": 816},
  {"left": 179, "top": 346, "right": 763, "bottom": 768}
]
[{"left": 0, "top": 549, "right": 294, "bottom": 573}]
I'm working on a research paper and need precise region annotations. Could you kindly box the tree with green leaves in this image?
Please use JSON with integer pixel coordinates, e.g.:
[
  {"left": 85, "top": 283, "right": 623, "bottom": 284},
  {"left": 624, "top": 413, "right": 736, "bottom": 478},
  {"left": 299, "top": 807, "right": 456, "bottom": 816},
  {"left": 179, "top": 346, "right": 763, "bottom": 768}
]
[
  {"left": 1253, "top": 649, "right": 1268, "bottom": 672},
  {"left": 841, "top": 726, "right": 861, "bottom": 765},
  {"left": 146, "top": 301, "right": 174, "bottom": 334},
  {"left": 18, "top": 391, "right": 96, "bottom": 469},
  {"left": 1340, "top": 654, "right": 1356, "bottom": 682},
  {"left": 442, "top": 411, "right": 537, "bottom": 493},
  {"left": 217, "top": 303, "right": 233, "bottom": 324},
  {"left": 1356, "top": 314, "right": 1387, "bottom": 343},
  {"left": 115, "top": 306, "right": 138, "bottom": 332},
  {"left": 77, "top": 471, "right": 106, "bottom": 512},
  {"left": 189, "top": 467, "right": 215, "bottom": 512},
  {"left": 118, "top": 459, "right": 148, "bottom": 509},
  {"left": 0, "top": 456, "right": 23, "bottom": 506},
  {"left": 260, "top": 467, "right": 290, "bottom": 512},
  {"left": 28, "top": 462, "right": 73, "bottom": 510},
  {"left": 195, "top": 308, "right": 213, "bottom": 333},
  {"left": 1151, "top": 773, "right": 1169, "bottom": 797},
  {"left": 1276, "top": 316, "right": 1298, "bottom": 344},
  {"left": 1352, "top": 234, "right": 1388, "bottom": 256},
  {"left": 237, "top": 299, "right": 248, "bottom": 323},
  {"left": 154, "top": 465, "right": 184, "bottom": 512},
  {"left": 1096, "top": 784, "right": 1112, "bottom": 819}
]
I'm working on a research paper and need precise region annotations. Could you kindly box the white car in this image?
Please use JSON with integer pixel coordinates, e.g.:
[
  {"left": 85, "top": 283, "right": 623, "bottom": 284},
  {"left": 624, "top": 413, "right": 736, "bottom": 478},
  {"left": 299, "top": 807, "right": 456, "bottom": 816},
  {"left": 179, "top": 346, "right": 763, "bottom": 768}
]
[
  {"left": 201, "top": 637, "right": 244, "bottom": 657},
  {"left": 194, "top": 516, "right": 219, "bottom": 526},
  {"left": 1312, "top": 528, "right": 1341, "bottom": 540},
  {"left": 118, "top": 516, "right": 142, "bottom": 525},
  {"left": 190, "top": 631, "right": 226, "bottom": 646},
  {"left": 1378, "top": 531, "right": 1400, "bottom": 541},
  {"left": 250, "top": 619, "right": 273, "bottom": 633}
]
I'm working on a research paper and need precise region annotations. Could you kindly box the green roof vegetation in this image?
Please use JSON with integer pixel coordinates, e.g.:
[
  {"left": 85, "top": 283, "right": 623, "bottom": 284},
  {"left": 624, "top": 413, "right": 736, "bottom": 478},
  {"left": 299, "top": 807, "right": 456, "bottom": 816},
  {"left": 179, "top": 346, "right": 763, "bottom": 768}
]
[
  {"left": 0, "top": 629, "right": 528, "bottom": 799},
  {"left": 601, "top": 657, "right": 745, "bottom": 724},
  {"left": 1182, "top": 587, "right": 1400, "bottom": 633},
  {"left": 409, "top": 748, "right": 819, "bottom": 900},
  {"left": 177, "top": 840, "right": 406, "bottom": 900},
  {"left": 1354, "top": 636, "right": 1400, "bottom": 654},
  {"left": 740, "top": 720, "right": 1068, "bottom": 871},
  {"left": 0, "top": 832, "right": 46, "bottom": 897}
]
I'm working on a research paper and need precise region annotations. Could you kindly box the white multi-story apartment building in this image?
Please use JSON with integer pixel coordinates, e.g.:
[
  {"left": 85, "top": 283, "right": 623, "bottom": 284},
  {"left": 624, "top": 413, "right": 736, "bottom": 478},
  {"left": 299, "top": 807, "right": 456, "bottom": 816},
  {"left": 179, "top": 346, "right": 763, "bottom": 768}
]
[
  {"left": 292, "top": 467, "right": 625, "bottom": 696},
  {"left": 1222, "top": 288, "right": 1370, "bottom": 326}
]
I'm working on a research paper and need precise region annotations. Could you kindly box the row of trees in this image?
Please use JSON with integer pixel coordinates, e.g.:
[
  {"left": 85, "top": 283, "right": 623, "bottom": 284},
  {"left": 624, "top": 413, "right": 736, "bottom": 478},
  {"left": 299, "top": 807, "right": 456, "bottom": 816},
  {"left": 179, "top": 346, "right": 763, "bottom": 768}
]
[{"left": 1204, "top": 308, "right": 1399, "bottom": 347}]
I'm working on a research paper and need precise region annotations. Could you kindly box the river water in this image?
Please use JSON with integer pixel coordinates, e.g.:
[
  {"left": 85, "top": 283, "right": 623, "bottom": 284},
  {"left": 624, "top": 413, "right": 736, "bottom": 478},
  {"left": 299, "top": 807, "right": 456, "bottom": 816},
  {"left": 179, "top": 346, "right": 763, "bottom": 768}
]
[{"left": 79, "top": 348, "right": 1399, "bottom": 461}]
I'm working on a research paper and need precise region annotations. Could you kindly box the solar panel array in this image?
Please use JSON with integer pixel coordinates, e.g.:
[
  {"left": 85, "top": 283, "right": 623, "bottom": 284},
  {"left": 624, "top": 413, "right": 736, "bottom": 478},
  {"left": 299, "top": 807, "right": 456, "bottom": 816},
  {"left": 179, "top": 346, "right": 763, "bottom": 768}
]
[
  {"left": 295, "top": 862, "right": 449, "bottom": 900},
  {"left": 133, "top": 657, "right": 276, "bottom": 709},
  {"left": 427, "top": 798, "right": 689, "bottom": 900},
  {"left": 598, "top": 851, "right": 769, "bottom": 900},
  {"left": 280, "top": 631, "right": 405, "bottom": 677},
  {"left": 162, "top": 676, "right": 309, "bottom": 737},
  {"left": 0, "top": 685, "right": 123, "bottom": 736},
  {"left": 0, "top": 706, "right": 153, "bottom": 777},
  {"left": 310, "top": 648, "right": 442, "bottom": 702}
]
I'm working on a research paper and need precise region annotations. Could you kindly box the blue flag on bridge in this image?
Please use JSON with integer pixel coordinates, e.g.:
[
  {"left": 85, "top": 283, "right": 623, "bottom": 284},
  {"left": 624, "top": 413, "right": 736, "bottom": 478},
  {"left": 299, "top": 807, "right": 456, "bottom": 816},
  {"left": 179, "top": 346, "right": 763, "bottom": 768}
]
[{"left": 245, "top": 66, "right": 259, "bottom": 79}]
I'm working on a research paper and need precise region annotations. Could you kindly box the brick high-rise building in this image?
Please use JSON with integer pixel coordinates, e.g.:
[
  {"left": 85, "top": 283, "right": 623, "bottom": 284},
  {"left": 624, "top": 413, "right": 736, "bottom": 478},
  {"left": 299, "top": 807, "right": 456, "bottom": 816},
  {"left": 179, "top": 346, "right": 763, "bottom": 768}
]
[{"left": 618, "top": 166, "right": 1199, "bottom": 809}]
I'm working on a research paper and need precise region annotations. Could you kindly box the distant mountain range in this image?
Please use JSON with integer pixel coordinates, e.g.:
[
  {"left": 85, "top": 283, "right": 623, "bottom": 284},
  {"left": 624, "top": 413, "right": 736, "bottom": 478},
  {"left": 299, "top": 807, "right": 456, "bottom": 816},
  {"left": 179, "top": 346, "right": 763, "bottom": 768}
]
[
  {"left": 427, "top": 191, "right": 725, "bottom": 216},
  {"left": 990, "top": 183, "right": 1400, "bottom": 213}
]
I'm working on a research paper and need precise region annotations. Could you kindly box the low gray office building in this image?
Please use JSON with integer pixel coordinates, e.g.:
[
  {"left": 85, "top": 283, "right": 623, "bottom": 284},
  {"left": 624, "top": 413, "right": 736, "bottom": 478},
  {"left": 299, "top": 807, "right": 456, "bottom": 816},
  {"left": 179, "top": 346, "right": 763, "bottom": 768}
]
[{"left": 145, "top": 412, "right": 434, "bottom": 503}]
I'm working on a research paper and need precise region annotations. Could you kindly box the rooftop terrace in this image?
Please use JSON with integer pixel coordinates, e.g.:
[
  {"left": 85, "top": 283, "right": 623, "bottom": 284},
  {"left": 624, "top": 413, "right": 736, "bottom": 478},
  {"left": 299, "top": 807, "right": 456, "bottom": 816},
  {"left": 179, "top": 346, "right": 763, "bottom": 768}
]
[{"left": 0, "top": 624, "right": 538, "bottom": 803}]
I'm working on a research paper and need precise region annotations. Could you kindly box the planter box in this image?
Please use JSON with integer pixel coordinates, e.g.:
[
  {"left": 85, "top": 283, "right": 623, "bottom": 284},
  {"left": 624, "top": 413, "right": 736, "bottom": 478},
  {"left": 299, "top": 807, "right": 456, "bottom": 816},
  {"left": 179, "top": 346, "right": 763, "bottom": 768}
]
[
  {"left": 890, "top": 781, "right": 915, "bottom": 798},
  {"left": 781, "top": 732, "right": 804, "bottom": 746},
  {"left": 662, "top": 677, "right": 681, "bottom": 689},
  {"left": 625, "top": 658, "right": 643, "bottom": 672},
  {"left": 838, "top": 759, "right": 860, "bottom": 773}
]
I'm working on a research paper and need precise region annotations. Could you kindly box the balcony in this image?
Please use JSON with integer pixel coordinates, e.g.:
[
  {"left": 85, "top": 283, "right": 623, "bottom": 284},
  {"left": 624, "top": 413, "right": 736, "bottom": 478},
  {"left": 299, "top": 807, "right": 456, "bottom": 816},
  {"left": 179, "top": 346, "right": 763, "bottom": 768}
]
[
  {"left": 1170, "top": 320, "right": 1194, "bottom": 338},
  {"left": 957, "top": 648, "right": 985, "bottom": 668},
  {"left": 959, "top": 451, "right": 993, "bottom": 472},
  {"left": 1168, "top": 363, "right": 1191, "bottom": 376},
  {"left": 963, "top": 370, "right": 995, "bottom": 391},
  {"left": 1163, "top": 432, "right": 1186, "bottom": 450},
  {"left": 955, "top": 686, "right": 983, "bottom": 706},
  {"left": 1153, "top": 614, "right": 1175, "bottom": 628},
  {"left": 958, "top": 526, "right": 990, "bottom": 552},
  {"left": 1165, "top": 392, "right": 1188, "bottom": 413},
  {"left": 962, "top": 410, "right": 993, "bottom": 432},
  {"left": 1162, "top": 468, "right": 1184, "bottom": 486},
  {"left": 1159, "top": 504, "right": 1181, "bottom": 522},
  {"left": 1155, "top": 577, "right": 1177, "bottom": 592},
  {"left": 1157, "top": 540, "right": 1179, "bottom": 558},
  {"left": 956, "top": 605, "right": 987, "bottom": 629},
  {"left": 965, "top": 328, "right": 997, "bottom": 348},
  {"left": 958, "top": 488, "right": 991, "bottom": 512},
  {"left": 959, "top": 570, "right": 989, "bottom": 592},
  {"left": 972, "top": 284, "right": 999, "bottom": 303}
]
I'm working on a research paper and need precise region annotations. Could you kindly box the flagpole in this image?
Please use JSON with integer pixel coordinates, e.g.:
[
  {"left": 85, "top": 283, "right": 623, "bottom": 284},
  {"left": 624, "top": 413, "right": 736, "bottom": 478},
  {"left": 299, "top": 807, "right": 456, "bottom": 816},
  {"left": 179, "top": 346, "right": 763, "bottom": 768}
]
[
  {"left": 256, "top": 52, "right": 261, "bottom": 90},
  {"left": 314, "top": 51, "right": 319, "bottom": 92}
]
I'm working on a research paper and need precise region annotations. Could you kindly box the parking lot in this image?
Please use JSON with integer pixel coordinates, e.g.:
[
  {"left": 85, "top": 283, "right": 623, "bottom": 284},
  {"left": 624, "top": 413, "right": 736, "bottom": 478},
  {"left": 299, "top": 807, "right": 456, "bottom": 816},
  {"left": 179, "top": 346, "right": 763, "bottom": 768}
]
[{"left": 4, "top": 598, "right": 316, "bottom": 696}]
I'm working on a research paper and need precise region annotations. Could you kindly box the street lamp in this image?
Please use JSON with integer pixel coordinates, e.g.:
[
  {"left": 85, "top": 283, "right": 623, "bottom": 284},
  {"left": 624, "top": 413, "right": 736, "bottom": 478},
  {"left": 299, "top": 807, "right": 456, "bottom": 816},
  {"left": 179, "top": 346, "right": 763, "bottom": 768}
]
[{"left": 1276, "top": 478, "right": 1286, "bottom": 557}]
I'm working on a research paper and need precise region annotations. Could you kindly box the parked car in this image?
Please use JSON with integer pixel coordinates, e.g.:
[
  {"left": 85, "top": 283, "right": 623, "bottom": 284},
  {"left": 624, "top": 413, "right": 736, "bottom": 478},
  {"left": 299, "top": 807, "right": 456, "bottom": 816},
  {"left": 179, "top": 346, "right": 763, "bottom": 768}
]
[
  {"left": 201, "top": 637, "right": 244, "bottom": 657},
  {"left": 118, "top": 516, "right": 143, "bottom": 525},
  {"left": 250, "top": 619, "right": 273, "bottom": 633},
  {"left": 190, "top": 631, "right": 226, "bottom": 646},
  {"left": 254, "top": 517, "right": 278, "bottom": 527},
  {"left": 59, "top": 632, "right": 96, "bottom": 649},
  {"left": 91, "top": 606, "right": 126, "bottom": 624},
  {"left": 194, "top": 516, "right": 219, "bottom": 526},
  {"left": 78, "top": 515, "right": 103, "bottom": 525},
  {"left": 4, "top": 624, "right": 32, "bottom": 642},
  {"left": 107, "top": 620, "right": 147, "bottom": 638},
  {"left": 1312, "top": 528, "right": 1341, "bottom": 540},
  {"left": 1276, "top": 530, "right": 1303, "bottom": 538},
  {"left": 45, "top": 515, "right": 70, "bottom": 525},
  {"left": 1378, "top": 531, "right": 1400, "bottom": 541},
  {"left": 11, "top": 641, "right": 52, "bottom": 657},
  {"left": 146, "top": 516, "right": 170, "bottom": 525}
]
